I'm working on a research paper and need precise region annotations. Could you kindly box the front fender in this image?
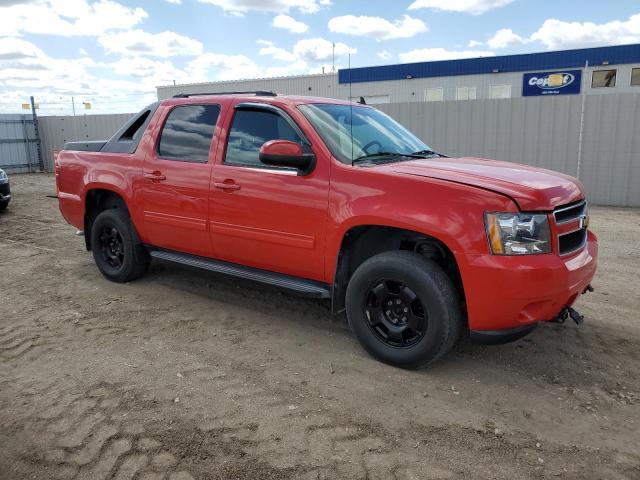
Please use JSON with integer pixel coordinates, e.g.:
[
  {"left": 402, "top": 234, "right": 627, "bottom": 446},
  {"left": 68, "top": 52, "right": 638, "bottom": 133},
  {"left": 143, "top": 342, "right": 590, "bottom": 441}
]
[{"left": 324, "top": 167, "right": 518, "bottom": 282}]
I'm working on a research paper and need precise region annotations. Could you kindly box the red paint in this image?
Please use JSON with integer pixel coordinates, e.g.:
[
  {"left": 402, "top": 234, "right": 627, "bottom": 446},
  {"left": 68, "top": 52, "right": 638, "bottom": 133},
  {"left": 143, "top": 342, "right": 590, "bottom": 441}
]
[{"left": 56, "top": 94, "right": 597, "bottom": 332}]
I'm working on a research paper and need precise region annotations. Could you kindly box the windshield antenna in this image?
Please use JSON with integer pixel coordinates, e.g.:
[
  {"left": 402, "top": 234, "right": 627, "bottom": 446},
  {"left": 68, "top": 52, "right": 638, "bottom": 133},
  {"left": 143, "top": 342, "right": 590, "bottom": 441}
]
[{"left": 349, "top": 53, "right": 354, "bottom": 164}]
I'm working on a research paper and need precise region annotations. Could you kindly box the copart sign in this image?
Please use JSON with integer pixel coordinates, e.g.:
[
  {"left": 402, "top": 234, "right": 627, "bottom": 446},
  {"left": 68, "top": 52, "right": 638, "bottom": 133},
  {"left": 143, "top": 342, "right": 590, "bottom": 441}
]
[{"left": 522, "top": 70, "right": 582, "bottom": 96}]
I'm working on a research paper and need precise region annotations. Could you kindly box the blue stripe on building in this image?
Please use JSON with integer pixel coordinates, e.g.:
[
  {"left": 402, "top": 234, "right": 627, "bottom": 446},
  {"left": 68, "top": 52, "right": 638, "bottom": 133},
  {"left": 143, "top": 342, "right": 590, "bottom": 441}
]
[{"left": 338, "top": 44, "right": 640, "bottom": 84}]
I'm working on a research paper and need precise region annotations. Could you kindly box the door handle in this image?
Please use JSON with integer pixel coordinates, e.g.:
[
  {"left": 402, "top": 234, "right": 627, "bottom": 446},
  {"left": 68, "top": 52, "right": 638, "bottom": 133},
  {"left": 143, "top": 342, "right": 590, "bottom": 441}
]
[
  {"left": 144, "top": 172, "right": 166, "bottom": 182},
  {"left": 214, "top": 181, "right": 241, "bottom": 191}
]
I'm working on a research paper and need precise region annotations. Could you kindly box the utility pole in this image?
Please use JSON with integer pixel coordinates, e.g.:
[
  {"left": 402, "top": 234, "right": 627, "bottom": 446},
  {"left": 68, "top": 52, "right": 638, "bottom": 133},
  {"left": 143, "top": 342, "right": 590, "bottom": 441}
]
[
  {"left": 71, "top": 96, "right": 76, "bottom": 116},
  {"left": 30, "top": 96, "right": 43, "bottom": 171},
  {"left": 576, "top": 60, "right": 588, "bottom": 181},
  {"left": 332, "top": 43, "right": 335, "bottom": 72}
]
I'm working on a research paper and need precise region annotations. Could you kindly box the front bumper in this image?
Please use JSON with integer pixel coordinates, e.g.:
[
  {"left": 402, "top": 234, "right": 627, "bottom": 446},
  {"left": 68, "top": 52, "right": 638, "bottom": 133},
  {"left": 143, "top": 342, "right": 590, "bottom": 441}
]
[{"left": 458, "top": 231, "right": 597, "bottom": 332}]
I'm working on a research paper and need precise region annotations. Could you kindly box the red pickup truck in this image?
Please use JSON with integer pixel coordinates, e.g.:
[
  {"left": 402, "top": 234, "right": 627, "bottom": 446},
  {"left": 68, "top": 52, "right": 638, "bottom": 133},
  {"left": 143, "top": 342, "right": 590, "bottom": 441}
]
[{"left": 56, "top": 92, "right": 597, "bottom": 367}]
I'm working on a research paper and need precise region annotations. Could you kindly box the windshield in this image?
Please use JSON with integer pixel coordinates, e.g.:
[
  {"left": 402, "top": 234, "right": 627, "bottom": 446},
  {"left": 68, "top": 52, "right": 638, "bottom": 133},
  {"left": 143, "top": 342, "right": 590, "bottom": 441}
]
[{"left": 299, "top": 103, "right": 431, "bottom": 165}]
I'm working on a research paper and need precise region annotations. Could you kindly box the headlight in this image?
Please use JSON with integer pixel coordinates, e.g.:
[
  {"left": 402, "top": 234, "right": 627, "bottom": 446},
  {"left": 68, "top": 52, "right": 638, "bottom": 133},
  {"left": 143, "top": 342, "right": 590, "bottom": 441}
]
[
  {"left": 0, "top": 169, "right": 7, "bottom": 182},
  {"left": 485, "top": 212, "right": 551, "bottom": 255}
]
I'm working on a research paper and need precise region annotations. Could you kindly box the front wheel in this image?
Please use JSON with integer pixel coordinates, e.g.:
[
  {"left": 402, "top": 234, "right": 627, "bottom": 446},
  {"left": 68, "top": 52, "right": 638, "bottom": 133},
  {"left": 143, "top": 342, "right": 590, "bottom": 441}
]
[
  {"left": 90, "top": 209, "right": 149, "bottom": 282},
  {"left": 345, "top": 251, "right": 462, "bottom": 368}
]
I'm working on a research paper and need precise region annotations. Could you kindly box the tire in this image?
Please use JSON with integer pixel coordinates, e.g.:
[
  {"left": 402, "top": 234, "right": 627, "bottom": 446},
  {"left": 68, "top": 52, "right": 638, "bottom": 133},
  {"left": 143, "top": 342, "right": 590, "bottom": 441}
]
[
  {"left": 0, "top": 201, "right": 7, "bottom": 211},
  {"left": 345, "top": 251, "right": 462, "bottom": 368},
  {"left": 90, "top": 209, "right": 149, "bottom": 282}
]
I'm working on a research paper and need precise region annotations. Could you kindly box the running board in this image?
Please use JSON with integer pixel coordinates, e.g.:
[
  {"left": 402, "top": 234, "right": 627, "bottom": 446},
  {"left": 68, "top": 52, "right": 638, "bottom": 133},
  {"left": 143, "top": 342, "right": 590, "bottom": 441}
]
[{"left": 148, "top": 249, "right": 331, "bottom": 299}]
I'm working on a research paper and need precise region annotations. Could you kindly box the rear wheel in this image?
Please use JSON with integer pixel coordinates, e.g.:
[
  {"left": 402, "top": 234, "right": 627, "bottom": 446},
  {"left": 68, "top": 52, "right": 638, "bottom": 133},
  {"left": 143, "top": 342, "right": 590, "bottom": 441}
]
[
  {"left": 345, "top": 251, "right": 462, "bottom": 368},
  {"left": 90, "top": 209, "right": 149, "bottom": 282}
]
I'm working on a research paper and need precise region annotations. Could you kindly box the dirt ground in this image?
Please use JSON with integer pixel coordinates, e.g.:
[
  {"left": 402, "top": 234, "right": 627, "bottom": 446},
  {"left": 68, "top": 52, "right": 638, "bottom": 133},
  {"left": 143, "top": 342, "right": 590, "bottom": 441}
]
[{"left": 1, "top": 173, "right": 639, "bottom": 480}]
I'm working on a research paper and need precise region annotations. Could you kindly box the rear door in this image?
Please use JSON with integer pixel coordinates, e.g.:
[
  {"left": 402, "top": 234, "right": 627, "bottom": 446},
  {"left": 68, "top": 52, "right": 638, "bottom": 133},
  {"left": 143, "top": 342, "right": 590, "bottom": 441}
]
[
  {"left": 139, "top": 103, "right": 221, "bottom": 257},
  {"left": 209, "top": 102, "right": 330, "bottom": 281}
]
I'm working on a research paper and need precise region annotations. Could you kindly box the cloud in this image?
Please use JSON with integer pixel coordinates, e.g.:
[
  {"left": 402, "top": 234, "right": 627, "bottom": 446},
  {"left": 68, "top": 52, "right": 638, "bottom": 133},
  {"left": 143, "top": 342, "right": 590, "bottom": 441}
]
[
  {"left": 481, "top": 14, "right": 640, "bottom": 51},
  {"left": 328, "top": 14, "right": 427, "bottom": 40},
  {"left": 98, "top": 30, "right": 203, "bottom": 57},
  {"left": 293, "top": 37, "right": 355, "bottom": 62},
  {"left": 377, "top": 50, "right": 393, "bottom": 60},
  {"left": 272, "top": 14, "right": 308, "bottom": 33},
  {"left": 165, "top": 0, "right": 181, "bottom": 3},
  {"left": 197, "top": 0, "right": 326, "bottom": 15},
  {"left": 530, "top": 14, "right": 640, "bottom": 50},
  {"left": 186, "top": 51, "right": 310, "bottom": 81},
  {"left": 487, "top": 28, "right": 526, "bottom": 49},
  {"left": 257, "top": 37, "right": 354, "bottom": 64},
  {"left": 408, "top": 0, "right": 513, "bottom": 15},
  {"left": 258, "top": 40, "right": 297, "bottom": 62},
  {"left": 467, "top": 40, "right": 483, "bottom": 47},
  {"left": 0, "top": 37, "right": 43, "bottom": 60},
  {"left": 399, "top": 47, "right": 495, "bottom": 63},
  {"left": 0, "top": 0, "right": 147, "bottom": 37}
]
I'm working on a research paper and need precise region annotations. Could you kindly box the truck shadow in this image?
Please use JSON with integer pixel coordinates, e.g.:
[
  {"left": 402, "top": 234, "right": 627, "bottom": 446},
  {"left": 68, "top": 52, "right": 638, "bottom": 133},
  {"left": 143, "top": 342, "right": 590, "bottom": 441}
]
[{"left": 143, "top": 259, "right": 639, "bottom": 395}]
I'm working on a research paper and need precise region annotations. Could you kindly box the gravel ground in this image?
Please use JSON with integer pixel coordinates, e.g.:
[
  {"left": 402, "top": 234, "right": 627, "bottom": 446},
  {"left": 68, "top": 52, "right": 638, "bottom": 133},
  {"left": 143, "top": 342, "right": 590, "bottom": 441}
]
[{"left": 1, "top": 173, "right": 639, "bottom": 480}]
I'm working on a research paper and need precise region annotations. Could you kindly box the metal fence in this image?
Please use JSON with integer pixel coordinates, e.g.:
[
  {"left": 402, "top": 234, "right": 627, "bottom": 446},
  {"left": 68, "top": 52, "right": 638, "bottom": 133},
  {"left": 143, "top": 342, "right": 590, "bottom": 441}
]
[
  {"left": 377, "top": 92, "right": 640, "bottom": 207},
  {"left": 18, "top": 92, "right": 640, "bottom": 207},
  {"left": 0, "top": 114, "right": 42, "bottom": 173},
  {"left": 38, "top": 113, "right": 133, "bottom": 172}
]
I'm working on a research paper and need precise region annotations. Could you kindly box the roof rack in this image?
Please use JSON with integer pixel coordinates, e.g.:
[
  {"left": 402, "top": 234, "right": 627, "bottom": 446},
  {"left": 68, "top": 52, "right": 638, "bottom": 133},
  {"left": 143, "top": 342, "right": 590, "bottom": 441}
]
[{"left": 172, "top": 91, "right": 277, "bottom": 98}]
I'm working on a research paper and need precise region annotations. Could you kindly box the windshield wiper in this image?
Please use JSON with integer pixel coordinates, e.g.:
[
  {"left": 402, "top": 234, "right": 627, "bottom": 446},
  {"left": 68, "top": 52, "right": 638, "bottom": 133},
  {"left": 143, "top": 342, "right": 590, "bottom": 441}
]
[
  {"left": 351, "top": 151, "right": 427, "bottom": 165},
  {"left": 410, "top": 149, "right": 444, "bottom": 157}
]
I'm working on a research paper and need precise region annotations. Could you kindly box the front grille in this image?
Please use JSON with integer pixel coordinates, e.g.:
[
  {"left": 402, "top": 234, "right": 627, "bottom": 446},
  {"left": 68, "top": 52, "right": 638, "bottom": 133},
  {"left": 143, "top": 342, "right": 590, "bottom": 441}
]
[
  {"left": 553, "top": 200, "right": 588, "bottom": 256},
  {"left": 558, "top": 229, "right": 587, "bottom": 255}
]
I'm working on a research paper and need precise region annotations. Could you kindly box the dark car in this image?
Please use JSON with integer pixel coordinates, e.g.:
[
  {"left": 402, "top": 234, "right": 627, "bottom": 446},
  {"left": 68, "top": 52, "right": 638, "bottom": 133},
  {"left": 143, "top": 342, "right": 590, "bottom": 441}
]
[{"left": 0, "top": 168, "right": 10, "bottom": 211}]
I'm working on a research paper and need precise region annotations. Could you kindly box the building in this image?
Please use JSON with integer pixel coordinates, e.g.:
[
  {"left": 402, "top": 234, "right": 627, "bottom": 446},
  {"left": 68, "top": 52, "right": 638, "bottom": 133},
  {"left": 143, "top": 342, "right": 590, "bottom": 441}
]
[{"left": 157, "top": 44, "right": 640, "bottom": 103}]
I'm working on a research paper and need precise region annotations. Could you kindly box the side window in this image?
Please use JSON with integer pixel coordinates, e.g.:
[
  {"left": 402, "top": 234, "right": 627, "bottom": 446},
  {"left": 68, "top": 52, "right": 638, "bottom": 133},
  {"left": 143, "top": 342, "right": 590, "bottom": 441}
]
[
  {"left": 158, "top": 104, "right": 220, "bottom": 162},
  {"left": 224, "top": 109, "right": 303, "bottom": 168}
]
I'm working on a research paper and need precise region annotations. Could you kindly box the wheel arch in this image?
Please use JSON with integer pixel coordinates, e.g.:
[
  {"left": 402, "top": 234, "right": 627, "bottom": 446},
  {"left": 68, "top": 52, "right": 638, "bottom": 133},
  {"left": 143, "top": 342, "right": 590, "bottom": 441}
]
[
  {"left": 83, "top": 187, "right": 136, "bottom": 251},
  {"left": 331, "top": 224, "right": 466, "bottom": 316}
]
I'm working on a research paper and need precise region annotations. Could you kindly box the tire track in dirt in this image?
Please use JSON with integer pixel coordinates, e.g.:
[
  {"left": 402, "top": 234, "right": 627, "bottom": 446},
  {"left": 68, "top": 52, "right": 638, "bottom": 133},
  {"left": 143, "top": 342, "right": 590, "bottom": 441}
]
[{"left": 23, "top": 383, "right": 199, "bottom": 480}]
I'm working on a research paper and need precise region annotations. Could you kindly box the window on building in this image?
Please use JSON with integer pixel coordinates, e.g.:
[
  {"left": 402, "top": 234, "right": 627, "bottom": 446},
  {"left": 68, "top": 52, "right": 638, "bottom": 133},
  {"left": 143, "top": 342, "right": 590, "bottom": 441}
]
[
  {"left": 158, "top": 105, "right": 220, "bottom": 162},
  {"left": 631, "top": 68, "right": 640, "bottom": 86},
  {"left": 592, "top": 69, "right": 617, "bottom": 88},
  {"left": 424, "top": 88, "right": 444, "bottom": 102},
  {"left": 456, "top": 86, "right": 477, "bottom": 100},
  {"left": 224, "top": 109, "right": 304, "bottom": 168},
  {"left": 489, "top": 84, "right": 511, "bottom": 99}
]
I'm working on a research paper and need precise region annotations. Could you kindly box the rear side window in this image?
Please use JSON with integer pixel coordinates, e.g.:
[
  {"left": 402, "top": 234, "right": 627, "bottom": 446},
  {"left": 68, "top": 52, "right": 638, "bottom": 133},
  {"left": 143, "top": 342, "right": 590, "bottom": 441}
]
[
  {"left": 158, "top": 105, "right": 220, "bottom": 162},
  {"left": 224, "top": 109, "right": 303, "bottom": 168}
]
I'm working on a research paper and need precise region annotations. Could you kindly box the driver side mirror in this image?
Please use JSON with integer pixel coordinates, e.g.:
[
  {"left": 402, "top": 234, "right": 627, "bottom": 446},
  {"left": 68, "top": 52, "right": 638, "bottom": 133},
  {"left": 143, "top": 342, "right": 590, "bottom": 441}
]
[{"left": 259, "top": 140, "right": 315, "bottom": 174}]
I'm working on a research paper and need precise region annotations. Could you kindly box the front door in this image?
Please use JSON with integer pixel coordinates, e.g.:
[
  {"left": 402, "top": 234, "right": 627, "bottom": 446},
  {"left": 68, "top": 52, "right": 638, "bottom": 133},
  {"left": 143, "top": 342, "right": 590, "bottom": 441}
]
[
  {"left": 209, "top": 104, "right": 330, "bottom": 281},
  {"left": 139, "top": 103, "right": 221, "bottom": 257}
]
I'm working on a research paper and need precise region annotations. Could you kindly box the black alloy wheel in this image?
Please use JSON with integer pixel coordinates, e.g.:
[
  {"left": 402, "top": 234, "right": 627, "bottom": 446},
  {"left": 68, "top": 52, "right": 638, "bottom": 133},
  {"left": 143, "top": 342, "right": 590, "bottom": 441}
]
[
  {"left": 90, "top": 208, "right": 149, "bottom": 283},
  {"left": 98, "top": 225, "right": 125, "bottom": 270},
  {"left": 345, "top": 250, "right": 462, "bottom": 368},
  {"left": 365, "top": 280, "right": 427, "bottom": 348}
]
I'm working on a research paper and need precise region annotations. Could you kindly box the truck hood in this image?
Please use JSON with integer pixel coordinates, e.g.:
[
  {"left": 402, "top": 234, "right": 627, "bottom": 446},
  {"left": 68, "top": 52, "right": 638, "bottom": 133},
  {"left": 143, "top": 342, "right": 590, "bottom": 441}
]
[{"left": 387, "top": 157, "right": 584, "bottom": 211}]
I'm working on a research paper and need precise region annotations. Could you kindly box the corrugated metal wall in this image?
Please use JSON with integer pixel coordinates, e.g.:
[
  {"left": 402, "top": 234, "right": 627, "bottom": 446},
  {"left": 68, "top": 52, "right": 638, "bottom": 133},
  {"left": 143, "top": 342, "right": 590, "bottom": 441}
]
[
  {"left": 38, "top": 113, "right": 133, "bottom": 171},
  {"left": 29, "top": 94, "right": 639, "bottom": 207},
  {"left": 0, "top": 114, "right": 40, "bottom": 174},
  {"left": 377, "top": 93, "right": 640, "bottom": 207}
]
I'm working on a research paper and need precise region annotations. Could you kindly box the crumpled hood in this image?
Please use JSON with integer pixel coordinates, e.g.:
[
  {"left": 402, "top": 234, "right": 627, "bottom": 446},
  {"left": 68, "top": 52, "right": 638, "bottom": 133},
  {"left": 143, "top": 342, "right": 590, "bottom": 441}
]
[{"left": 388, "top": 157, "right": 584, "bottom": 211}]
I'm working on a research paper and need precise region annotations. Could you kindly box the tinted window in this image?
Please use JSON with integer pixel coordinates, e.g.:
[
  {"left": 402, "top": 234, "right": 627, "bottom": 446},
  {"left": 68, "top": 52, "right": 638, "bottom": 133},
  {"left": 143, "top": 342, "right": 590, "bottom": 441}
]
[
  {"left": 158, "top": 105, "right": 220, "bottom": 162},
  {"left": 632, "top": 68, "right": 640, "bottom": 86},
  {"left": 224, "top": 109, "right": 303, "bottom": 167},
  {"left": 592, "top": 69, "right": 616, "bottom": 88}
]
